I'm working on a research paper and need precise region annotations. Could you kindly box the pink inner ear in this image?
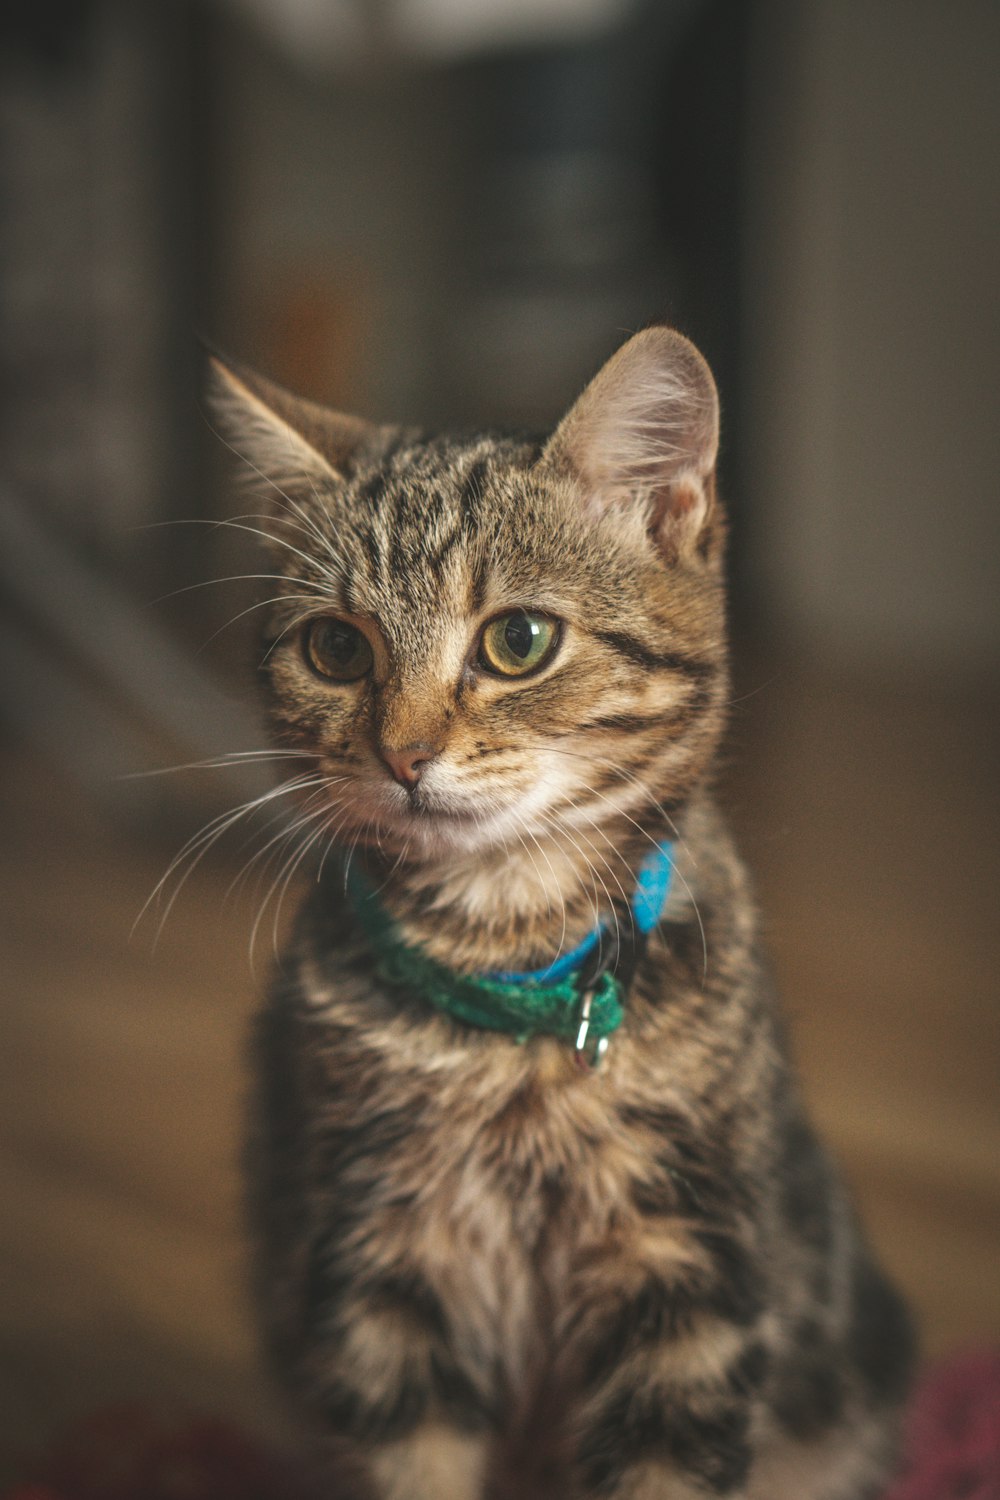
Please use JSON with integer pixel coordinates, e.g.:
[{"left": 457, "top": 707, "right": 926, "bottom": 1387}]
[
  {"left": 544, "top": 330, "right": 719, "bottom": 553},
  {"left": 645, "top": 472, "right": 711, "bottom": 564},
  {"left": 668, "top": 479, "right": 703, "bottom": 517}
]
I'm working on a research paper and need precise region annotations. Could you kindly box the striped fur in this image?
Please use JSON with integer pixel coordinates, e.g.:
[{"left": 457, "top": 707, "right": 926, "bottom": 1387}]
[{"left": 209, "top": 329, "right": 913, "bottom": 1498}]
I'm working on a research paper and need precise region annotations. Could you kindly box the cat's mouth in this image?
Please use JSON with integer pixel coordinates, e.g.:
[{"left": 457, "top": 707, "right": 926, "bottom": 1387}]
[
  {"left": 399, "top": 788, "right": 482, "bottom": 825},
  {"left": 315, "top": 758, "right": 554, "bottom": 854},
  {"left": 328, "top": 777, "right": 514, "bottom": 855}
]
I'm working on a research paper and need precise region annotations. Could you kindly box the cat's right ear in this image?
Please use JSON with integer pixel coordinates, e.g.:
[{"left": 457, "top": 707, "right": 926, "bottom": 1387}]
[
  {"left": 542, "top": 326, "right": 721, "bottom": 566},
  {"left": 204, "top": 352, "right": 373, "bottom": 496}
]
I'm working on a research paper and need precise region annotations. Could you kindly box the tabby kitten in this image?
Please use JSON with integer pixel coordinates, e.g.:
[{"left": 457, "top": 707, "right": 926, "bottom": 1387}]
[{"left": 209, "top": 328, "right": 913, "bottom": 1500}]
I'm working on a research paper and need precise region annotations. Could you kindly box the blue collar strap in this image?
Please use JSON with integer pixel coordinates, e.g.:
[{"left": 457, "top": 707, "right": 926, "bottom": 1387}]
[
  {"left": 345, "top": 840, "right": 674, "bottom": 1068},
  {"left": 488, "top": 838, "right": 674, "bottom": 985}
]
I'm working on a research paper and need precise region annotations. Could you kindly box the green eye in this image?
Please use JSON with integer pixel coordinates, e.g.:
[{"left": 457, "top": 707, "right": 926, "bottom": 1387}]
[
  {"left": 305, "top": 618, "right": 373, "bottom": 681},
  {"left": 479, "top": 610, "right": 559, "bottom": 678}
]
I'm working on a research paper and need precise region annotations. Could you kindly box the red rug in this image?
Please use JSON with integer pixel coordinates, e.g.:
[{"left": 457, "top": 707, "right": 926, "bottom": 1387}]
[
  {"left": 5, "top": 1352, "right": 999, "bottom": 1500},
  {"left": 883, "top": 1351, "right": 1000, "bottom": 1500}
]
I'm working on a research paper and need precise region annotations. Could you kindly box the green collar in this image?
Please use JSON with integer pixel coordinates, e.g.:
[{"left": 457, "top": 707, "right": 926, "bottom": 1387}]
[{"left": 345, "top": 841, "right": 674, "bottom": 1068}]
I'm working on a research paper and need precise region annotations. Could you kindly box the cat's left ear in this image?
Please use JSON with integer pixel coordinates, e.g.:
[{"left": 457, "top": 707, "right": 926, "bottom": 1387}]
[
  {"left": 205, "top": 352, "right": 374, "bottom": 490},
  {"left": 543, "top": 327, "right": 721, "bottom": 564}
]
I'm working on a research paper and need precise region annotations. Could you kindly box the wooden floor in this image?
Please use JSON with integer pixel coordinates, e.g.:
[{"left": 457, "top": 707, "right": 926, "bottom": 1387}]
[{"left": 1, "top": 649, "right": 998, "bottom": 1480}]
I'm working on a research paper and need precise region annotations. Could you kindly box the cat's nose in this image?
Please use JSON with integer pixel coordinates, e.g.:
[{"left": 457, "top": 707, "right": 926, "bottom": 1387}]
[{"left": 380, "top": 743, "right": 436, "bottom": 788}]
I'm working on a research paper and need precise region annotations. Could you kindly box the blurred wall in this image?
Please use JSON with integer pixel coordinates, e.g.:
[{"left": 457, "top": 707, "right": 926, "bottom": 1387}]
[
  {"left": 3, "top": 0, "right": 996, "bottom": 799},
  {"left": 744, "top": 0, "right": 1000, "bottom": 677},
  {"left": 0, "top": 5, "right": 197, "bottom": 556},
  {"left": 206, "top": 1, "right": 709, "bottom": 432}
]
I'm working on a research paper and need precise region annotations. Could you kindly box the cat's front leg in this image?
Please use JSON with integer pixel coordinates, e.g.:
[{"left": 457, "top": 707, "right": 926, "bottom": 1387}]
[
  {"left": 570, "top": 1379, "right": 754, "bottom": 1500},
  {"left": 362, "top": 1423, "right": 490, "bottom": 1500},
  {"left": 561, "top": 1250, "right": 765, "bottom": 1500},
  {"left": 311, "top": 1377, "right": 493, "bottom": 1500},
  {"left": 295, "top": 1255, "right": 495, "bottom": 1500}
]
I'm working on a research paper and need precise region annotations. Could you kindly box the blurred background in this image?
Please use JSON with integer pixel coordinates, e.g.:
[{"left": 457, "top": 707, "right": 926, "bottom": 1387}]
[{"left": 1, "top": 0, "right": 998, "bottom": 1479}]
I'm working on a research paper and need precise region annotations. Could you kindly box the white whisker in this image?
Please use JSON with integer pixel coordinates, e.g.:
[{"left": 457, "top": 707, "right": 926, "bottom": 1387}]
[
  {"left": 248, "top": 806, "right": 337, "bottom": 969},
  {"left": 123, "top": 749, "right": 314, "bottom": 780},
  {"left": 530, "top": 744, "right": 708, "bottom": 978},
  {"left": 134, "top": 771, "right": 329, "bottom": 946},
  {"left": 228, "top": 782, "right": 347, "bottom": 904},
  {"left": 544, "top": 804, "right": 634, "bottom": 933},
  {"left": 537, "top": 809, "right": 619, "bottom": 957}
]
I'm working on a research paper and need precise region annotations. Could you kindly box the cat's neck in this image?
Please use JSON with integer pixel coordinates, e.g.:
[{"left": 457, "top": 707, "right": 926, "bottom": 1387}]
[{"left": 351, "top": 799, "right": 701, "bottom": 977}]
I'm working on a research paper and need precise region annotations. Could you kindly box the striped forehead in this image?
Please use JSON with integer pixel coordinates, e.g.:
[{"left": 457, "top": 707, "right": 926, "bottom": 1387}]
[
  {"left": 329, "top": 435, "right": 539, "bottom": 620},
  {"left": 339, "top": 444, "right": 478, "bottom": 617}
]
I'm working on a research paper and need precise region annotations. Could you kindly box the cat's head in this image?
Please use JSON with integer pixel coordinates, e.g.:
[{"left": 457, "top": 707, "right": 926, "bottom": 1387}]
[{"left": 208, "top": 328, "right": 728, "bottom": 864}]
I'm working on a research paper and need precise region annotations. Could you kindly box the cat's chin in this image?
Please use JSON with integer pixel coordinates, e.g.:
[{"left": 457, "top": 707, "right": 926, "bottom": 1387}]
[
  {"left": 351, "top": 810, "right": 505, "bottom": 861},
  {"left": 330, "top": 795, "right": 527, "bottom": 863},
  {"left": 319, "top": 762, "right": 571, "bottom": 862}
]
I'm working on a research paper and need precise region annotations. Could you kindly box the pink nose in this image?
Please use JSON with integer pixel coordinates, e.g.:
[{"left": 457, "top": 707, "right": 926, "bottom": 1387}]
[{"left": 380, "top": 744, "right": 436, "bottom": 788}]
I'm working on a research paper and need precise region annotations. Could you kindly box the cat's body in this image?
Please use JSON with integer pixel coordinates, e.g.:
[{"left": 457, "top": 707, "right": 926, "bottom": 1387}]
[{"left": 210, "top": 329, "right": 913, "bottom": 1499}]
